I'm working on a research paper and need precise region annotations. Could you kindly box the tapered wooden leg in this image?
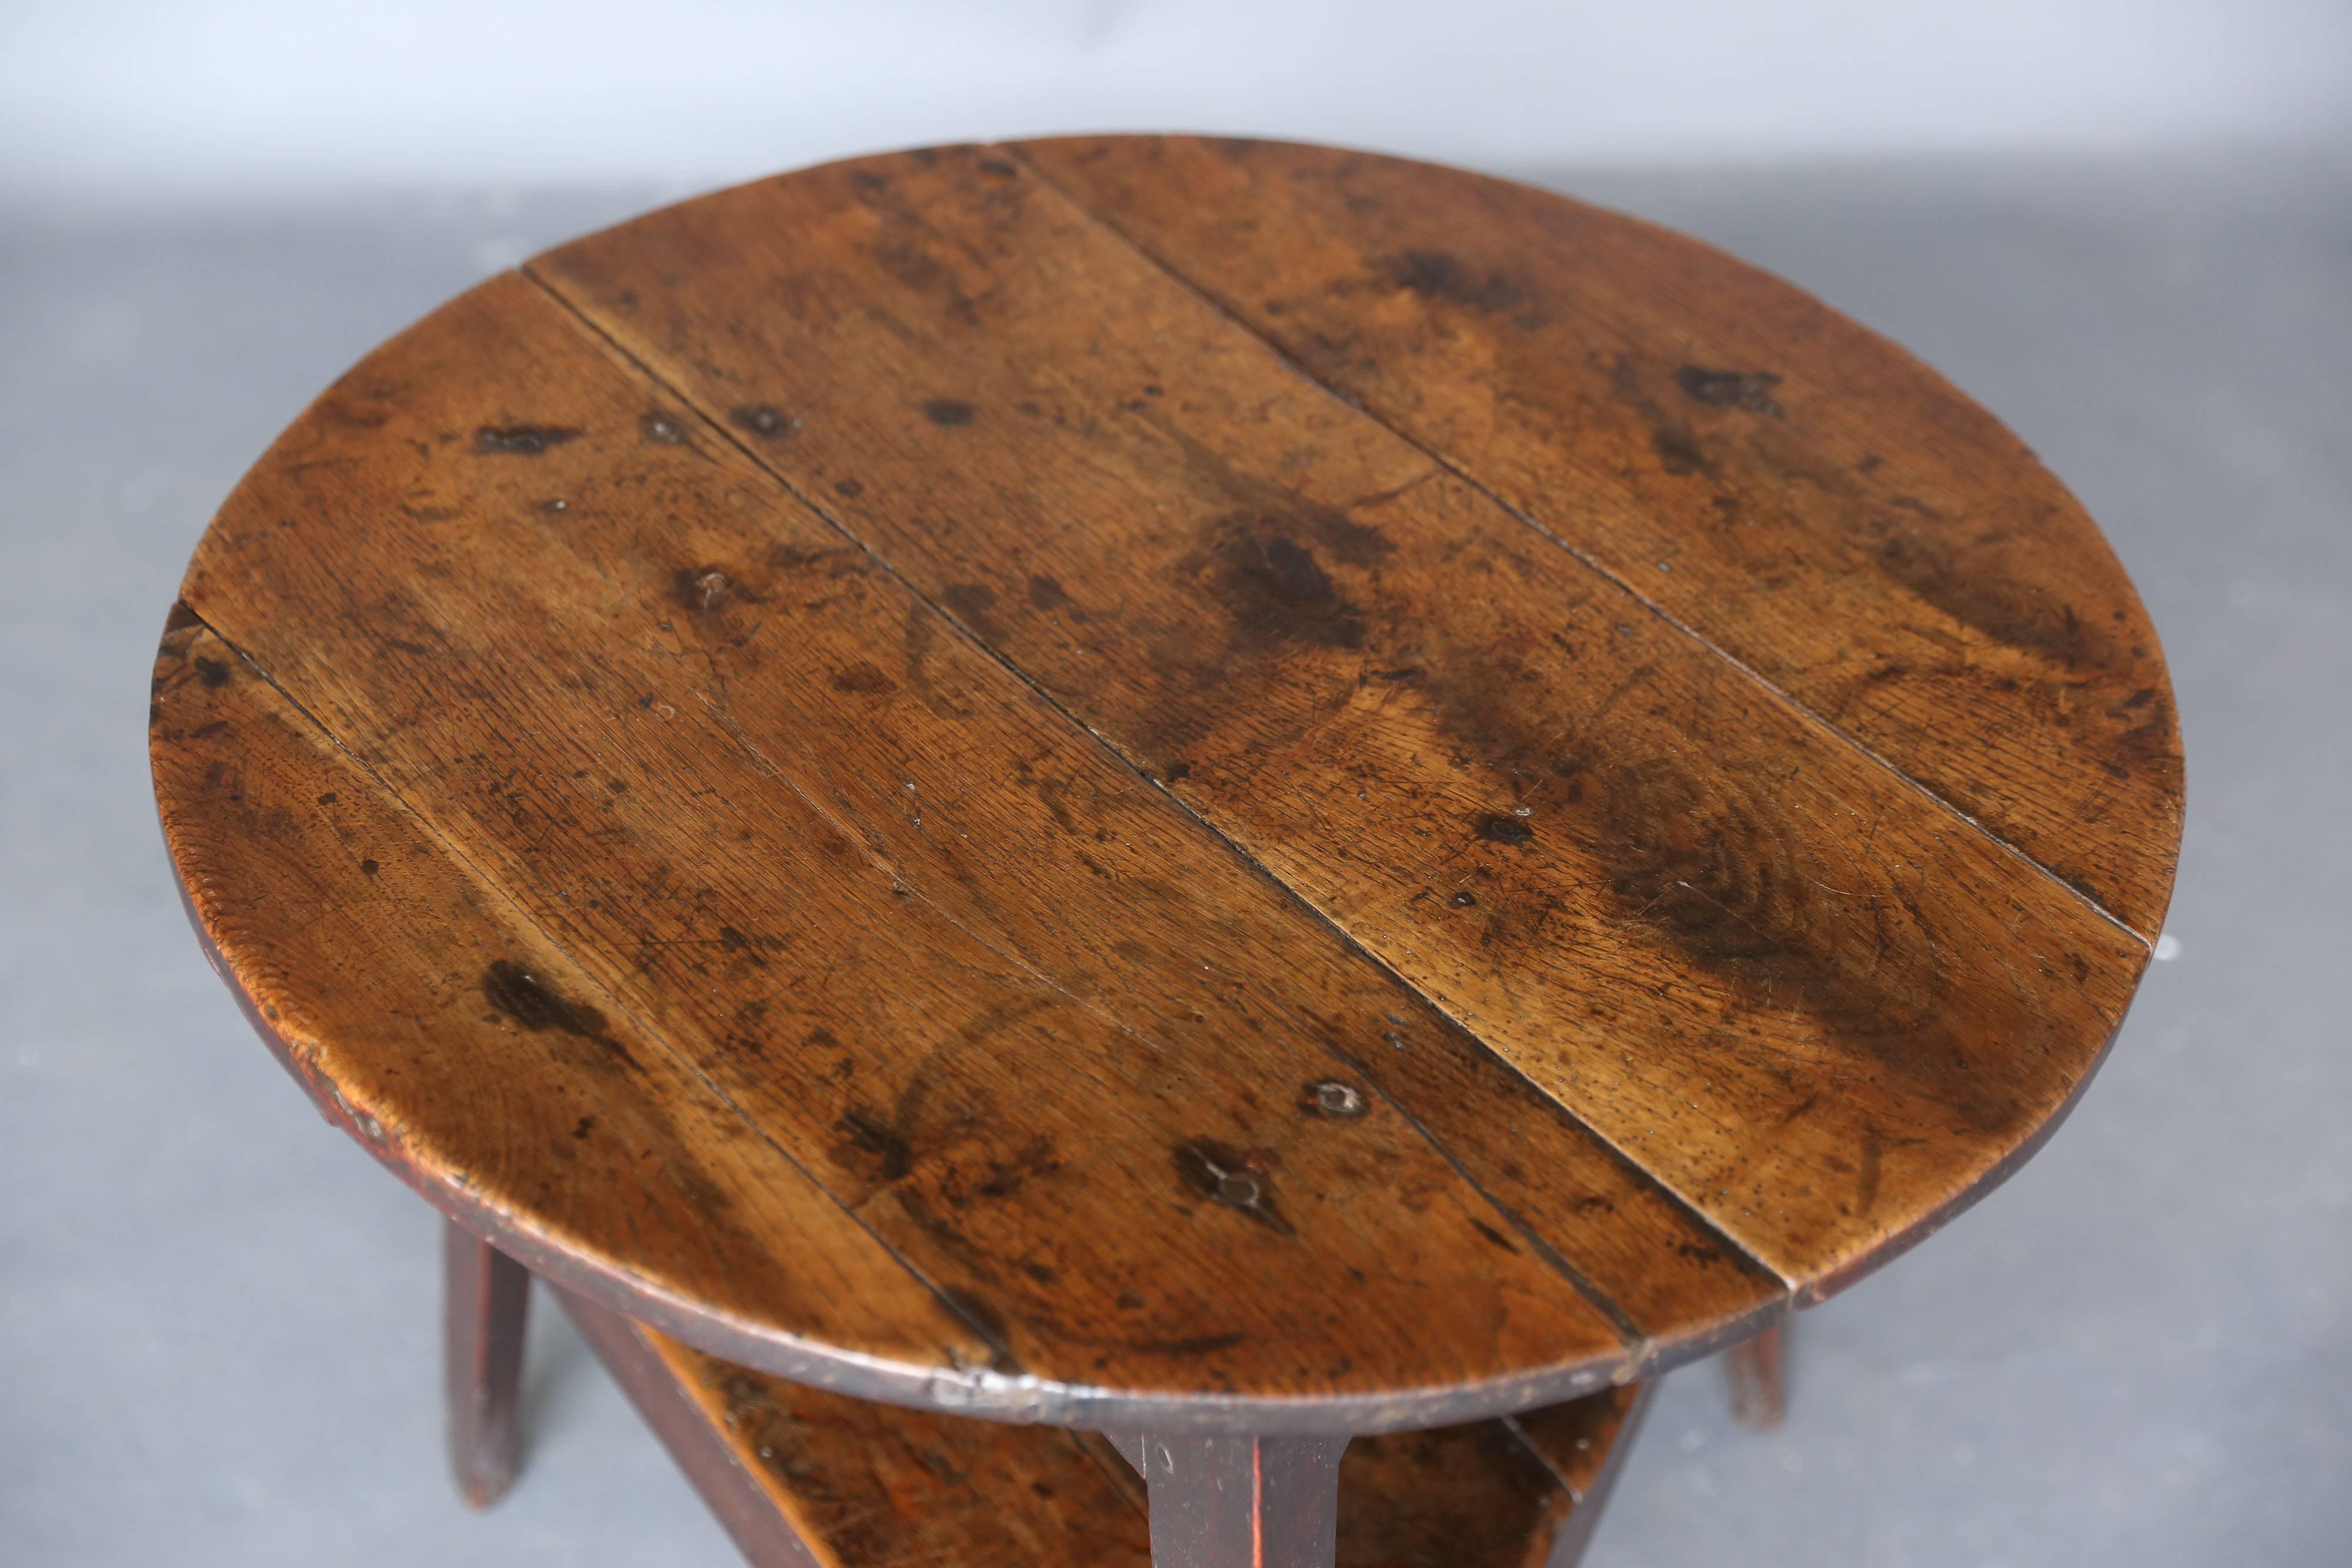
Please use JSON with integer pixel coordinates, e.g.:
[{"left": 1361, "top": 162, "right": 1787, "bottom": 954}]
[
  {"left": 1724, "top": 1322, "right": 1785, "bottom": 1430},
  {"left": 444, "top": 1217, "right": 532, "bottom": 1507},
  {"left": 1106, "top": 1430, "right": 1348, "bottom": 1567}
]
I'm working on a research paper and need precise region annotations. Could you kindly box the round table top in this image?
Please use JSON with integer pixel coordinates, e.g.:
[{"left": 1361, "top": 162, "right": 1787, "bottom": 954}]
[{"left": 150, "top": 136, "right": 2182, "bottom": 1436}]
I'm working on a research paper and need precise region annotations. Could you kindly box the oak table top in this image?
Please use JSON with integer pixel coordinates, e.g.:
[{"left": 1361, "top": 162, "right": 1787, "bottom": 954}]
[{"left": 150, "top": 136, "right": 2182, "bottom": 1442}]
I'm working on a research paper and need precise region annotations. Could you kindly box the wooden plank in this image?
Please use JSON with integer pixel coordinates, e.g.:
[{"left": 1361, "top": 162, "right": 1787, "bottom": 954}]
[
  {"left": 149, "top": 613, "right": 998, "bottom": 1392},
  {"left": 1014, "top": 134, "right": 2184, "bottom": 940},
  {"left": 529, "top": 145, "right": 2153, "bottom": 1295},
  {"left": 169, "top": 272, "right": 1706, "bottom": 1426},
  {"left": 561, "top": 1288, "right": 1643, "bottom": 1568}
]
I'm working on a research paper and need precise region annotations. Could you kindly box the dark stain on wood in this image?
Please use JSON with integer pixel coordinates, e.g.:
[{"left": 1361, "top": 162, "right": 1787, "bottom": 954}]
[
  {"left": 474, "top": 425, "right": 581, "bottom": 456},
  {"left": 482, "top": 959, "right": 609, "bottom": 1038},
  {"left": 1382, "top": 248, "right": 1522, "bottom": 314},
  {"left": 1675, "top": 366, "right": 1783, "bottom": 416},
  {"left": 940, "top": 582, "right": 1005, "bottom": 641},
  {"left": 839, "top": 1105, "right": 916, "bottom": 1182},
  {"left": 1872, "top": 523, "right": 2100, "bottom": 669},
  {"left": 1202, "top": 526, "right": 1366, "bottom": 651}
]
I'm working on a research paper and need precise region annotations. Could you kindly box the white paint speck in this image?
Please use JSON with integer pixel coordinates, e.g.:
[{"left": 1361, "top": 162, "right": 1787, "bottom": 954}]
[{"left": 2154, "top": 933, "right": 2182, "bottom": 962}]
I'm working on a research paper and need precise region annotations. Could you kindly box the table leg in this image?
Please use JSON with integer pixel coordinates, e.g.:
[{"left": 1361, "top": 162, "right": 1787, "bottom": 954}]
[
  {"left": 1724, "top": 1322, "right": 1785, "bottom": 1430},
  {"left": 1105, "top": 1430, "right": 1349, "bottom": 1567},
  {"left": 444, "top": 1217, "right": 532, "bottom": 1507}
]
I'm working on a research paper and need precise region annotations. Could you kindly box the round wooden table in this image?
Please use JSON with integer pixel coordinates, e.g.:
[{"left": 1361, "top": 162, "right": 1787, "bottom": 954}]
[{"left": 151, "top": 136, "right": 2183, "bottom": 1567}]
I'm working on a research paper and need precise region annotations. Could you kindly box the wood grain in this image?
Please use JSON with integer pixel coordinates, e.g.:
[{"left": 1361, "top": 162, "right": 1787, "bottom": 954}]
[
  {"left": 530, "top": 143, "right": 2154, "bottom": 1293},
  {"left": 149, "top": 611, "right": 999, "bottom": 1392},
  {"left": 166, "top": 271, "right": 1742, "bottom": 1427},
  {"left": 1014, "top": 134, "right": 2183, "bottom": 939}
]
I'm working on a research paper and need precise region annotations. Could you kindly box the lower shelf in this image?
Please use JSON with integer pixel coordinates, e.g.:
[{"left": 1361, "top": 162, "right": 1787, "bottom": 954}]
[{"left": 557, "top": 1286, "right": 1653, "bottom": 1568}]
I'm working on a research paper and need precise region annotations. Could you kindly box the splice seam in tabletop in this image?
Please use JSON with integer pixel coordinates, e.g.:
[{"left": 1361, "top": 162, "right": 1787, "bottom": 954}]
[
  {"left": 513, "top": 264, "right": 1796, "bottom": 1335},
  {"left": 166, "top": 600, "right": 1033, "bottom": 1378},
  {"left": 1003, "top": 142, "right": 2156, "bottom": 953}
]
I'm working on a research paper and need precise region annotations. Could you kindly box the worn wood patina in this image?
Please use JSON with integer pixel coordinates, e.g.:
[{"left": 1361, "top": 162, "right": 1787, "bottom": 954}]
[{"left": 152, "top": 136, "right": 2181, "bottom": 1565}]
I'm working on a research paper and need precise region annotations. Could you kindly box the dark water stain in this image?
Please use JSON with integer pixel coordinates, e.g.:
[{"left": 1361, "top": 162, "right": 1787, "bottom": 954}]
[
  {"left": 359, "top": 858, "right": 379, "bottom": 877},
  {"left": 1165, "top": 426, "right": 1395, "bottom": 658},
  {"left": 1396, "top": 644, "right": 2005, "bottom": 1124},
  {"left": 483, "top": 960, "right": 613, "bottom": 1042},
  {"left": 2100, "top": 684, "right": 2180, "bottom": 786},
  {"left": 1608, "top": 356, "right": 1713, "bottom": 476},
  {"left": 1675, "top": 366, "right": 1785, "bottom": 416},
  {"left": 716, "top": 925, "right": 782, "bottom": 968},
  {"left": 1172, "top": 1138, "right": 1292, "bottom": 1235},
  {"left": 1383, "top": 248, "right": 1522, "bottom": 313},
  {"left": 901, "top": 607, "right": 974, "bottom": 720},
  {"left": 729, "top": 405, "right": 790, "bottom": 438},
  {"left": 975, "top": 1136, "right": 1062, "bottom": 1199},
  {"left": 1205, "top": 530, "right": 1366, "bottom": 650},
  {"left": 1651, "top": 424, "right": 1710, "bottom": 476},
  {"left": 482, "top": 959, "right": 603, "bottom": 1034},
  {"left": 194, "top": 657, "right": 232, "bottom": 688},
  {"left": 831, "top": 661, "right": 896, "bottom": 694},
  {"left": 1872, "top": 521, "right": 2101, "bottom": 670},
  {"left": 1027, "top": 573, "right": 1079, "bottom": 614},
  {"left": 1569, "top": 751, "right": 1968, "bottom": 1088},
  {"left": 474, "top": 426, "right": 580, "bottom": 456},
  {"left": 922, "top": 398, "right": 976, "bottom": 427},
  {"left": 838, "top": 1105, "right": 914, "bottom": 1181},
  {"left": 940, "top": 582, "right": 1005, "bottom": 642}
]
